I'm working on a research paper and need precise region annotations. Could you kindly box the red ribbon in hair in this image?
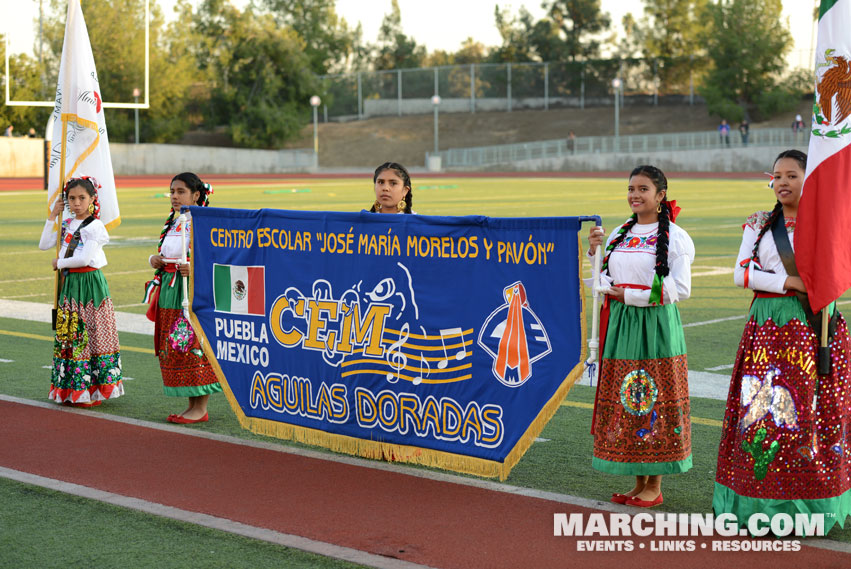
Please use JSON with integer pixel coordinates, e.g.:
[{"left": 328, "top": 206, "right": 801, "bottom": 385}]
[{"left": 663, "top": 199, "right": 681, "bottom": 223}]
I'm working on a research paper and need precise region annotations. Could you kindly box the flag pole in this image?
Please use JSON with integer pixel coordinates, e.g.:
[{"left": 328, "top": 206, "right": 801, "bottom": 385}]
[
  {"left": 179, "top": 212, "right": 190, "bottom": 319},
  {"left": 818, "top": 306, "right": 830, "bottom": 375}
]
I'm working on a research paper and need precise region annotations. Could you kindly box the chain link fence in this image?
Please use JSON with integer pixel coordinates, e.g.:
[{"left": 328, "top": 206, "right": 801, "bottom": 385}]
[{"left": 317, "top": 57, "right": 707, "bottom": 121}]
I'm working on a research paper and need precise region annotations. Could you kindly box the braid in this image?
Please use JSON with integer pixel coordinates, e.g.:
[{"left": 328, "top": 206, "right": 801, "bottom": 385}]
[
  {"left": 655, "top": 201, "right": 671, "bottom": 278},
  {"left": 151, "top": 208, "right": 177, "bottom": 281},
  {"left": 601, "top": 215, "right": 638, "bottom": 275},
  {"left": 91, "top": 193, "right": 101, "bottom": 219},
  {"left": 751, "top": 201, "right": 784, "bottom": 264}
]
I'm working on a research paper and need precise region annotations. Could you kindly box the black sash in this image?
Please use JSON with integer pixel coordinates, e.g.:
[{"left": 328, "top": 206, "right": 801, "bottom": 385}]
[
  {"left": 52, "top": 216, "right": 95, "bottom": 329},
  {"left": 770, "top": 214, "right": 837, "bottom": 374}
]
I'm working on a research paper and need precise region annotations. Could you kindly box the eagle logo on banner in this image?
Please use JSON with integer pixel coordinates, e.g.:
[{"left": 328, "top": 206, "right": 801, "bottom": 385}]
[
  {"left": 478, "top": 282, "right": 551, "bottom": 388},
  {"left": 813, "top": 48, "right": 851, "bottom": 138}
]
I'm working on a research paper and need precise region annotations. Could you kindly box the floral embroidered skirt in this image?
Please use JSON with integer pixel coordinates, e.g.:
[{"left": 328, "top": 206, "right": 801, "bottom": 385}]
[
  {"left": 155, "top": 271, "right": 221, "bottom": 397},
  {"left": 714, "top": 296, "right": 851, "bottom": 533},
  {"left": 592, "top": 301, "right": 692, "bottom": 475},
  {"left": 50, "top": 269, "right": 123, "bottom": 404}
]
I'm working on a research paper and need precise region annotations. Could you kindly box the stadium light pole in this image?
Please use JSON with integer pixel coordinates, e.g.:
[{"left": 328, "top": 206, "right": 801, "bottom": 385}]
[
  {"left": 133, "top": 88, "right": 140, "bottom": 144},
  {"left": 611, "top": 78, "right": 621, "bottom": 152},
  {"left": 310, "top": 95, "right": 321, "bottom": 162},
  {"left": 431, "top": 94, "right": 441, "bottom": 154}
]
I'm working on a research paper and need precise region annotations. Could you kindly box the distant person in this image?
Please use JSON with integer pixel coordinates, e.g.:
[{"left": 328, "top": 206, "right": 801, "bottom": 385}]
[
  {"left": 718, "top": 119, "right": 730, "bottom": 147},
  {"left": 145, "top": 172, "right": 220, "bottom": 423},
  {"left": 567, "top": 131, "right": 576, "bottom": 154},
  {"left": 369, "top": 162, "right": 414, "bottom": 214},
  {"left": 27, "top": 127, "right": 37, "bottom": 138},
  {"left": 3, "top": 125, "right": 13, "bottom": 137},
  {"left": 586, "top": 165, "right": 694, "bottom": 508},
  {"left": 714, "top": 149, "right": 851, "bottom": 535},
  {"left": 791, "top": 114, "right": 806, "bottom": 133},
  {"left": 39, "top": 177, "right": 123, "bottom": 407},
  {"left": 738, "top": 120, "right": 749, "bottom": 146}
]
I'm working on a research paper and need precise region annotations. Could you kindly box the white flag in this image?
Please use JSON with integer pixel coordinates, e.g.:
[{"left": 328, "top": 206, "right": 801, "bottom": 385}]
[{"left": 47, "top": 0, "right": 120, "bottom": 231}]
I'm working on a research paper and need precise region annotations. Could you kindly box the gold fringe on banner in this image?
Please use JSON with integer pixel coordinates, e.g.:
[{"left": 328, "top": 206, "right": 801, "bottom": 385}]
[{"left": 186, "top": 230, "right": 589, "bottom": 481}]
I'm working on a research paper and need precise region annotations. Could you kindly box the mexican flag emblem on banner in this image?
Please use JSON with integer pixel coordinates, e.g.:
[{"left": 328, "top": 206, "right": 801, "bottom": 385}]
[
  {"left": 797, "top": 0, "right": 851, "bottom": 312},
  {"left": 213, "top": 264, "right": 266, "bottom": 315}
]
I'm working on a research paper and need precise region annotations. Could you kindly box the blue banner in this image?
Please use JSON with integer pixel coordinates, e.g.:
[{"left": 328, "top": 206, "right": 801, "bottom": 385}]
[{"left": 188, "top": 208, "right": 586, "bottom": 479}]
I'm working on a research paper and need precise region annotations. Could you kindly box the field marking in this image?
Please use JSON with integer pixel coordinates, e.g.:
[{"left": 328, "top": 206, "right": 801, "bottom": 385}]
[
  {"left": 691, "top": 267, "right": 735, "bottom": 277},
  {"left": 560, "top": 399, "right": 723, "bottom": 427},
  {"left": 0, "top": 269, "right": 151, "bottom": 285},
  {"left": 683, "top": 314, "right": 747, "bottom": 328},
  {"left": 0, "top": 467, "right": 434, "bottom": 569},
  {"left": 0, "top": 329, "right": 153, "bottom": 354},
  {"left": 705, "top": 364, "right": 735, "bottom": 371}
]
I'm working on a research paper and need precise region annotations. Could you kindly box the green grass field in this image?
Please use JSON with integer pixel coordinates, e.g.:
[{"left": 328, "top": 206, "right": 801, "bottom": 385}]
[{"left": 1, "top": 176, "right": 849, "bottom": 567}]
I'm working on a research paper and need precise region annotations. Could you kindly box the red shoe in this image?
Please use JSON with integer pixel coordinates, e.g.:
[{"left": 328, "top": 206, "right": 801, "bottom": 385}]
[
  {"left": 626, "top": 493, "right": 663, "bottom": 508},
  {"left": 166, "top": 414, "right": 178, "bottom": 423},
  {"left": 611, "top": 493, "right": 629, "bottom": 504},
  {"left": 170, "top": 413, "right": 209, "bottom": 424}
]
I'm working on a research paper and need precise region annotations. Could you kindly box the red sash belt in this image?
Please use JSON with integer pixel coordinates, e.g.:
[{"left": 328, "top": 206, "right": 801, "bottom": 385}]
[
  {"left": 754, "top": 290, "right": 797, "bottom": 298},
  {"left": 163, "top": 263, "right": 179, "bottom": 273},
  {"left": 591, "top": 282, "right": 651, "bottom": 434},
  {"left": 68, "top": 267, "right": 97, "bottom": 273}
]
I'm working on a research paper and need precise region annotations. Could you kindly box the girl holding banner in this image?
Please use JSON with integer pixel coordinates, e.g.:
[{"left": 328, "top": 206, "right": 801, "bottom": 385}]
[
  {"left": 587, "top": 165, "right": 694, "bottom": 508},
  {"left": 369, "top": 162, "right": 414, "bottom": 214},
  {"left": 713, "top": 150, "right": 851, "bottom": 533},
  {"left": 39, "top": 177, "right": 123, "bottom": 407},
  {"left": 145, "top": 173, "right": 221, "bottom": 424}
]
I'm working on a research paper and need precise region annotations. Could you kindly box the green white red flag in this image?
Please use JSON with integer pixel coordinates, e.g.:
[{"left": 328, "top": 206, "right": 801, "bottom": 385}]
[
  {"left": 47, "top": 0, "right": 120, "bottom": 231},
  {"left": 797, "top": 0, "right": 851, "bottom": 312}
]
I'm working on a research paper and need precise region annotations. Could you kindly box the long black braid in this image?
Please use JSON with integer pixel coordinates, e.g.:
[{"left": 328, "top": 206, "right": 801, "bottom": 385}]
[
  {"left": 601, "top": 165, "right": 671, "bottom": 282},
  {"left": 750, "top": 150, "right": 807, "bottom": 263},
  {"left": 369, "top": 162, "right": 413, "bottom": 214}
]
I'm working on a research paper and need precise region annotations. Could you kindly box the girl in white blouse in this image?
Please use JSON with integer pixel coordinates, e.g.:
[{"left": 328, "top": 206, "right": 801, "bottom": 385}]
[
  {"left": 39, "top": 177, "right": 123, "bottom": 406},
  {"left": 587, "top": 165, "right": 695, "bottom": 508}
]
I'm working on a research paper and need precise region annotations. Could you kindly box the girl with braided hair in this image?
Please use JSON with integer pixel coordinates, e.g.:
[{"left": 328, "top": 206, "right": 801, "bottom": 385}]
[
  {"left": 587, "top": 165, "right": 695, "bottom": 507},
  {"left": 714, "top": 150, "right": 851, "bottom": 533},
  {"left": 369, "top": 162, "right": 414, "bottom": 214},
  {"left": 39, "top": 177, "right": 123, "bottom": 406},
  {"left": 145, "top": 172, "right": 220, "bottom": 423}
]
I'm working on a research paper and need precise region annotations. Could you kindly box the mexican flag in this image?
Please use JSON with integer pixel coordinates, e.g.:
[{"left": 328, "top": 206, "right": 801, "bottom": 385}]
[
  {"left": 47, "top": 0, "right": 119, "bottom": 231},
  {"left": 213, "top": 264, "right": 266, "bottom": 315},
  {"left": 797, "top": 0, "right": 851, "bottom": 312}
]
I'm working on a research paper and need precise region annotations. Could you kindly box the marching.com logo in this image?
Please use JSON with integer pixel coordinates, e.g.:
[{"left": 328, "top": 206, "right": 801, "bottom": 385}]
[{"left": 554, "top": 513, "right": 824, "bottom": 552}]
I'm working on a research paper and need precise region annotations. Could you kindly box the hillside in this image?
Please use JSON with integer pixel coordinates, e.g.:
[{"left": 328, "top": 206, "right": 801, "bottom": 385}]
[{"left": 284, "top": 101, "right": 814, "bottom": 169}]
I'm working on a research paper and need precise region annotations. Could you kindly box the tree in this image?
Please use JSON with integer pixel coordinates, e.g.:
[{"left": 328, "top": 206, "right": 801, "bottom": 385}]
[
  {"left": 372, "top": 0, "right": 426, "bottom": 70},
  {"left": 546, "top": 0, "right": 611, "bottom": 62},
  {"left": 254, "top": 0, "right": 357, "bottom": 74},
  {"left": 0, "top": 34, "right": 52, "bottom": 135},
  {"left": 637, "top": 0, "right": 710, "bottom": 93},
  {"left": 489, "top": 6, "right": 536, "bottom": 63},
  {"left": 194, "top": 0, "right": 316, "bottom": 148},
  {"left": 42, "top": 0, "right": 197, "bottom": 143},
  {"left": 700, "top": 0, "right": 798, "bottom": 121}
]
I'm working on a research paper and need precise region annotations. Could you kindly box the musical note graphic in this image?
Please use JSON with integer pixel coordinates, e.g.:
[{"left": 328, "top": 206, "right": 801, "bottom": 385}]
[
  {"left": 437, "top": 328, "right": 467, "bottom": 369},
  {"left": 385, "top": 322, "right": 409, "bottom": 383},
  {"left": 413, "top": 355, "right": 430, "bottom": 386}
]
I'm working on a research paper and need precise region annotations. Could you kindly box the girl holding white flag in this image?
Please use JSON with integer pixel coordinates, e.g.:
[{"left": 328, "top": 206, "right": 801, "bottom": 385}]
[
  {"left": 40, "top": 177, "right": 123, "bottom": 406},
  {"left": 145, "top": 173, "right": 220, "bottom": 424},
  {"left": 714, "top": 150, "right": 851, "bottom": 533}
]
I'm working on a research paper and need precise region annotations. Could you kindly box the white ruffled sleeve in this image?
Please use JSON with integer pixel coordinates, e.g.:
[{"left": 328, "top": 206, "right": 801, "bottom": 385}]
[
  {"left": 733, "top": 226, "right": 787, "bottom": 293},
  {"left": 56, "top": 220, "right": 109, "bottom": 270},
  {"left": 39, "top": 220, "right": 58, "bottom": 250},
  {"left": 623, "top": 224, "right": 695, "bottom": 306}
]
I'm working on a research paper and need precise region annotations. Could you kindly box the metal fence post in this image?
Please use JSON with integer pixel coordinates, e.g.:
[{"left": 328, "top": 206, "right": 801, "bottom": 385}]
[
  {"left": 357, "top": 72, "right": 363, "bottom": 120},
  {"left": 544, "top": 62, "right": 549, "bottom": 111},
  {"left": 507, "top": 63, "right": 512, "bottom": 112},
  {"left": 398, "top": 69, "right": 402, "bottom": 117},
  {"left": 470, "top": 64, "right": 476, "bottom": 113},
  {"left": 434, "top": 66, "right": 439, "bottom": 97}
]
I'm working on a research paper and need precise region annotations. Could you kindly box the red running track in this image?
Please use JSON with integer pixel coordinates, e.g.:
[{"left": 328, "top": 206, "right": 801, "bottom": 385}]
[
  {"left": 0, "top": 400, "right": 847, "bottom": 569},
  {"left": 0, "top": 171, "right": 767, "bottom": 192}
]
